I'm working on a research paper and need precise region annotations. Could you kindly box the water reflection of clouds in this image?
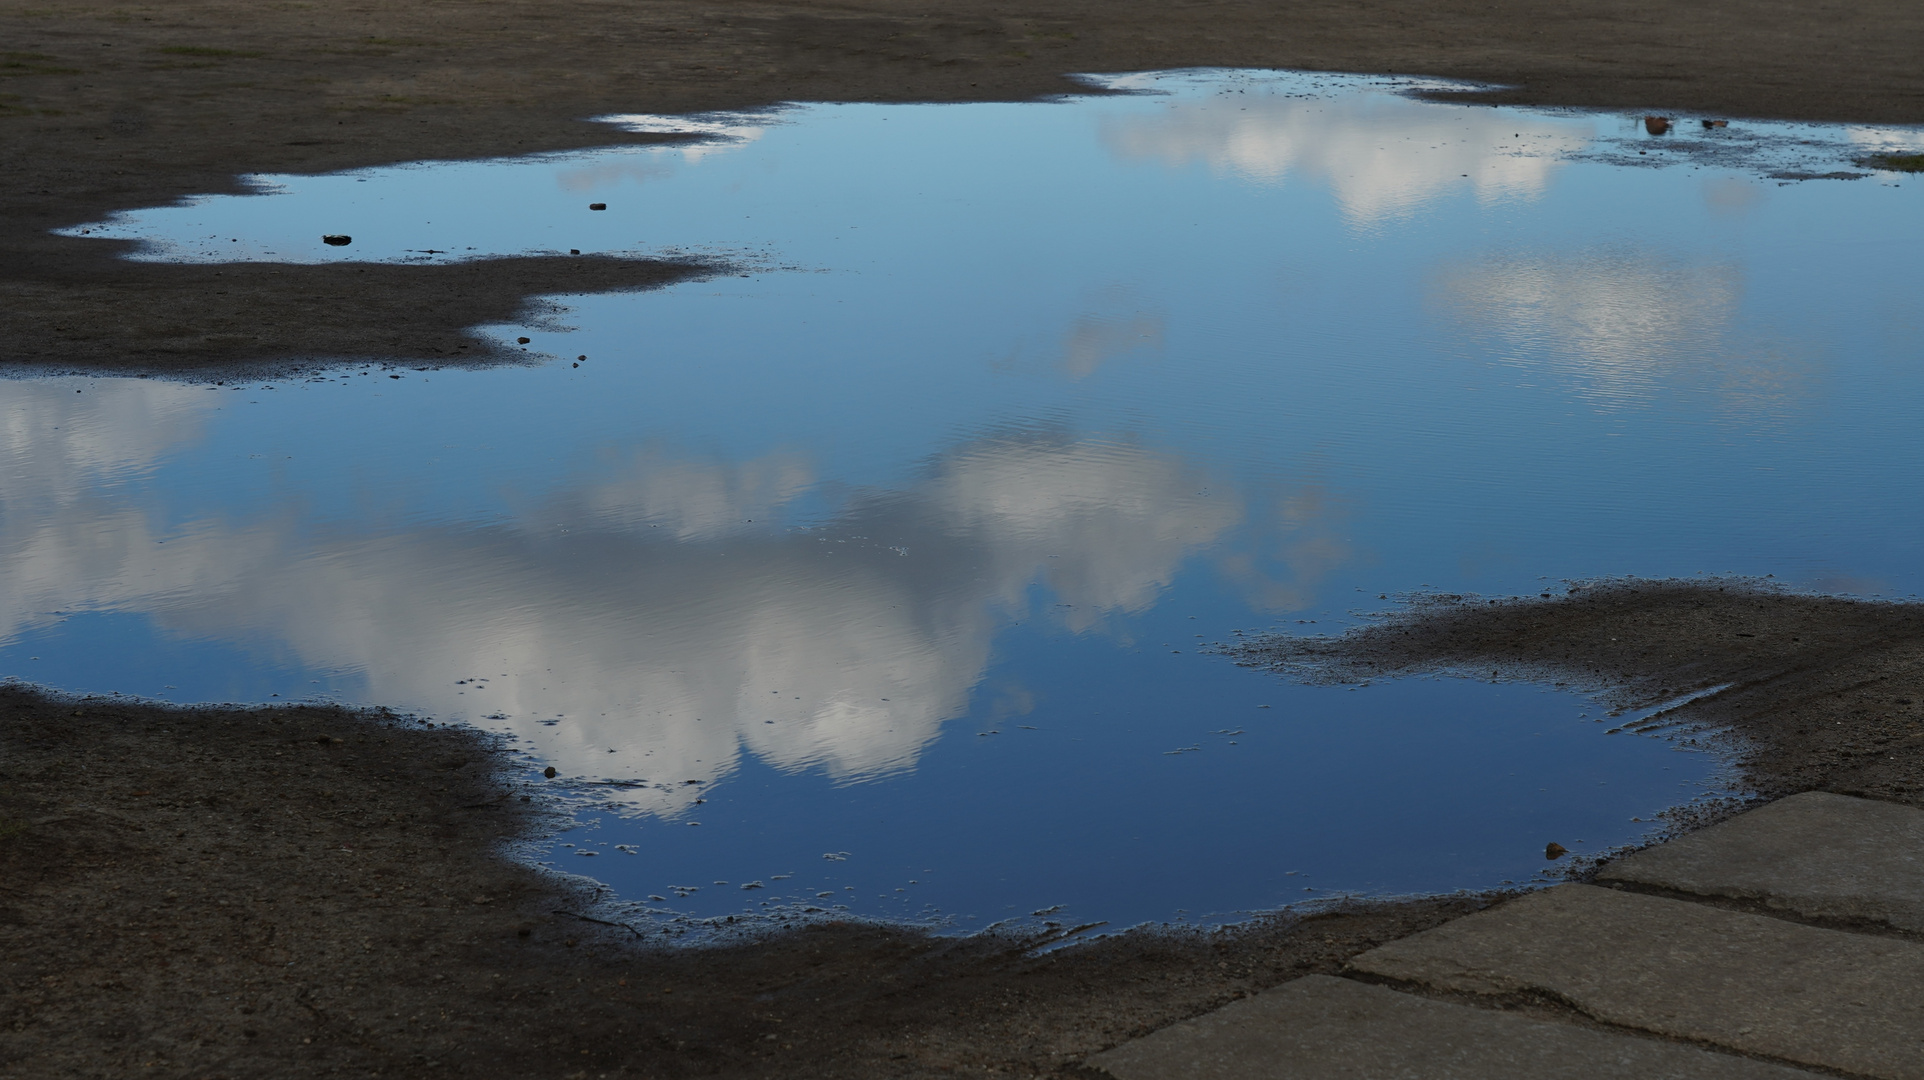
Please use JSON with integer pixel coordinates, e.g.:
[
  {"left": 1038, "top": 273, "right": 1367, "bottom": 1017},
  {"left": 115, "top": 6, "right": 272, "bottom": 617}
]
[
  {"left": 553, "top": 157, "right": 679, "bottom": 193},
  {"left": 1846, "top": 126, "right": 1924, "bottom": 154},
  {"left": 1432, "top": 248, "right": 1737, "bottom": 407},
  {"left": 543, "top": 444, "right": 817, "bottom": 539},
  {"left": 555, "top": 110, "right": 777, "bottom": 191},
  {"left": 0, "top": 394, "right": 1258, "bottom": 815},
  {"left": 593, "top": 111, "right": 775, "bottom": 166},
  {"left": 1061, "top": 312, "right": 1164, "bottom": 380},
  {"left": 1102, "top": 91, "right": 1590, "bottom": 224}
]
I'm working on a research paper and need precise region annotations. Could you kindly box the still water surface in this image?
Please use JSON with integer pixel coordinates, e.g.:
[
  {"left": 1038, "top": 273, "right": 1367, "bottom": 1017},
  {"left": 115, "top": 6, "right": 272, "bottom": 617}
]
[{"left": 20, "top": 70, "right": 1924, "bottom": 933}]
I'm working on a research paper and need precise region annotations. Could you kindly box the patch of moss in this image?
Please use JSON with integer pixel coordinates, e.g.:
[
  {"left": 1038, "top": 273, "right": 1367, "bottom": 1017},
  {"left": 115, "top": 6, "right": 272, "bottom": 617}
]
[
  {"left": 156, "top": 45, "right": 264, "bottom": 58},
  {"left": 1860, "top": 152, "right": 1924, "bottom": 173},
  {"left": 2, "top": 51, "right": 82, "bottom": 76}
]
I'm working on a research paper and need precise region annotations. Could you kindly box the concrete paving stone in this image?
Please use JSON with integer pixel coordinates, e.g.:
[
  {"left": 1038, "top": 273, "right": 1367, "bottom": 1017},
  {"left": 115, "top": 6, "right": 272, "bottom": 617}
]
[
  {"left": 1085, "top": 974, "right": 1822, "bottom": 1080},
  {"left": 1350, "top": 884, "right": 1924, "bottom": 1080},
  {"left": 1598, "top": 791, "right": 1924, "bottom": 931}
]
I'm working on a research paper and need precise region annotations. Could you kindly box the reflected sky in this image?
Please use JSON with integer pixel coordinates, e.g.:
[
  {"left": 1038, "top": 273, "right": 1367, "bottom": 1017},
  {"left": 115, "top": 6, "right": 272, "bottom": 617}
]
[{"left": 17, "top": 70, "right": 1924, "bottom": 933}]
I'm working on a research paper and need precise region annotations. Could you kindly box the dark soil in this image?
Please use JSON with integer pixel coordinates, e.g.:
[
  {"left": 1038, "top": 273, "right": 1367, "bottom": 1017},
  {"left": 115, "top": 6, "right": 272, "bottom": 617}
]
[
  {"left": 9, "top": 2, "right": 1924, "bottom": 1076},
  {"left": 5, "top": 0, "right": 1923, "bottom": 373},
  {"left": 1232, "top": 579, "right": 1924, "bottom": 810},
  {"left": 11, "top": 581, "right": 1922, "bottom": 1077},
  {"left": 0, "top": 685, "right": 1491, "bottom": 1079}
]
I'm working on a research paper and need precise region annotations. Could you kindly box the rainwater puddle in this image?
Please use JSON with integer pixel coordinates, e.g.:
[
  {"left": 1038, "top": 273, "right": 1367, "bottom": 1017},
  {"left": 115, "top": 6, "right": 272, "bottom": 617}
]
[{"left": 18, "top": 70, "right": 1924, "bottom": 936}]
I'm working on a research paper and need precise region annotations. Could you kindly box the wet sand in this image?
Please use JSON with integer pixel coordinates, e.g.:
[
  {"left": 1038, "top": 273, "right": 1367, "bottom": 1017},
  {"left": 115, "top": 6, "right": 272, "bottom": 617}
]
[{"left": 4, "top": 0, "right": 1923, "bottom": 372}]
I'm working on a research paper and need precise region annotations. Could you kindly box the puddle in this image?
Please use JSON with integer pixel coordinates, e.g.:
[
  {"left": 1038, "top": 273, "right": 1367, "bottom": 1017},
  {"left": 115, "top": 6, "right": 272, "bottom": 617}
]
[{"left": 17, "top": 70, "right": 1924, "bottom": 935}]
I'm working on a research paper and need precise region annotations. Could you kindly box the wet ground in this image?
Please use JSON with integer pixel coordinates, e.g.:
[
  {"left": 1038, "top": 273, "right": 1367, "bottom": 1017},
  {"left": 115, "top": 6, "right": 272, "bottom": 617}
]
[
  {"left": 24, "top": 68, "right": 1924, "bottom": 930},
  {"left": 6, "top": 0, "right": 1924, "bottom": 374},
  {"left": 5, "top": 2, "right": 1924, "bottom": 1076},
  {"left": 8, "top": 579, "right": 1922, "bottom": 1080}
]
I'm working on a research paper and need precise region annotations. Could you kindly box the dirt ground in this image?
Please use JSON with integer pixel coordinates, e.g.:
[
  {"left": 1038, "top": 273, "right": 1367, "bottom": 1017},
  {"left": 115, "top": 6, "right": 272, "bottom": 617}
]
[
  {"left": 7, "top": 582, "right": 1922, "bottom": 1079},
  {"left": 0, "top": 684, "right": 1496, "bottom": 1079},
  {"left": 4, "top": 0, "right": 1924, "bottom": 372},
  {"left": 8, "top": 2, "right": 1924, "bottom": 1077},
  {"left": 1234, "top": 580, "right": 1924, "bottom": 810}
]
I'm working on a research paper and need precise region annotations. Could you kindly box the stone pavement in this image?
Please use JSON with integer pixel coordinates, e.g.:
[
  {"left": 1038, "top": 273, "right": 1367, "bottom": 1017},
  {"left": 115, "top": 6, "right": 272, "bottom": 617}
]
[{"left": 1087, "top": 791, "right": 1924, "bottom": 1080}]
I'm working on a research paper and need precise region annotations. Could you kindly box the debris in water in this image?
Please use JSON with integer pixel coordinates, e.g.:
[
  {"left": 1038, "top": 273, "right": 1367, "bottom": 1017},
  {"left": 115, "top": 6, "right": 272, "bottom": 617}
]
[
  {"left": 321, "top": 234, "right": 351, "bottom": 246},
  {"left": 1644, "top": 116, "right": 1672, "bottom": 135},
  {"left": 542, "top": 766, "right": 557, "bottom": 778},
  {"left": 589, "top": 202, "right": 607, "bottom": 211}
]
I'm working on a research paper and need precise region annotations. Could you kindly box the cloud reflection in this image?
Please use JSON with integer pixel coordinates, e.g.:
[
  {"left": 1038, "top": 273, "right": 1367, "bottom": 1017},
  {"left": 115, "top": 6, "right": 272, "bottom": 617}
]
[
  {"left": 0, "top": 397, "right": 1245, "bottom": 815},
  {"left": 1430, "top": 246, "right": 1816, "bottom": 421},
  {"left": 1102, "top": 90, "right": 1589, "bottom": 224},
  {"left": 1432, "top": 248, "right": 1740, "bottom": 408}
]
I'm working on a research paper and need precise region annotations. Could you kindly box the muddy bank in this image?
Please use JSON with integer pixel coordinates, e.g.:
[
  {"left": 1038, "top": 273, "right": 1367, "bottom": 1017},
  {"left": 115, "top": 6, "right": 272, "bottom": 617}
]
[
  {"left": 6, "top": 254, "right": 709, "bottom": 376},
  {"left": 0, "top": 685, "right": 1494, "bottom": 1079},
  {"left": 7, "top": 591, "right": 1920, "bottom": 1076},
  {"left": 5, "top": 0, "right": 1924, "bottom": 373},
  {"left": 1232, "top": 579, "right": 1924, "bottom": 809}
]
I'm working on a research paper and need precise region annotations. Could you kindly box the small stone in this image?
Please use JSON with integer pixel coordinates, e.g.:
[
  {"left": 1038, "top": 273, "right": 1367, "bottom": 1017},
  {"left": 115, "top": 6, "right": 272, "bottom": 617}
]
[
  {"left": 588, "top": 203, "right": 606, "bottom": 211},
  {"left": 322, "top": 234, "right": 351, "bottom": 246},
  {"left": 517, "top": 336, "right": 531, "bottom": 345},
  {"left": 1546, "top": 842, "right": 1569, "bottom": 860},
  {"left": 543, "top": 766, "right": 557, "bottom": 779},
  {"left": 1644, "top": 116, "right": 1671, "bottom": 135},
  {"left": 570, "top": 248, "right": 580, "bottom": 255}
]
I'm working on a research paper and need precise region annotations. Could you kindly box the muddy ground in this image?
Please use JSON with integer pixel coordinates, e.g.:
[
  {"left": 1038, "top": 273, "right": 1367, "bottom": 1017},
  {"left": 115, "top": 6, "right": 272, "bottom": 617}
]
[
  {"left": 0, "top": 684, "right": 1495, "bottom": 1079},
  {"left": 1233, "top": 580, "right": 1924, "bottom": 810},
  {"left": 8, "top": 581, "right": 1924, "bottom": 1079},
  {"left": 4, "top": 0, "right": 1924, "bottom": 372},
  {"left": 8, "top": 1, "right": 1924, "bottom": 1077}
]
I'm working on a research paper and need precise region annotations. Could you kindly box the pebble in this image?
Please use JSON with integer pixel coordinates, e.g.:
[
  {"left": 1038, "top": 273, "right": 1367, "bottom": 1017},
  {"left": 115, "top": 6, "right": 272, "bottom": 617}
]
[
  {"left": 588, "top": 203, "right": 606, "bottom": 211},
  {"left": 321, "top": 234, "right": 351, "bottom": 246}
]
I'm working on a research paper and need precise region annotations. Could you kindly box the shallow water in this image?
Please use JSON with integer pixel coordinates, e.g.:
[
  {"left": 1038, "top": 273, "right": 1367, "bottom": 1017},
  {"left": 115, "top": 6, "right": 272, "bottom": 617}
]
[{"left": 20, "top": 70, "right": 1923, "bottom": 934}]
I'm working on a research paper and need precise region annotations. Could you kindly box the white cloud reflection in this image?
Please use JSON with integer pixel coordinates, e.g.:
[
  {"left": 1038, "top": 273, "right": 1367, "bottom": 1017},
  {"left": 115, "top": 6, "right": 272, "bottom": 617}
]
[
  {"left": 592, "top": 110, "right": 776, "bottom": 166},
  {"left": 1429, "top": 246, "right": 1814, "bottom": 422},
  {"left": 1101, "top": 88, "right": 1590, "bottom": 224},
  {"left": 0, "top": 391, "right": 1245, "bottom": 816},
  {"left": 1429, "top": 248, "right": 1745, "bottom": 409}
]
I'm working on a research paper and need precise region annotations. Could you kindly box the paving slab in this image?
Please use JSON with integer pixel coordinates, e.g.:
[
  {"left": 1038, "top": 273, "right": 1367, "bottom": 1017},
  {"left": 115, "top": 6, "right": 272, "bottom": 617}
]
[
  {"left": 1598, "top": 791, "right": 1924, "bottom": 931},
  {"left": 1085, "top": 974, "right": 1821, "bottom": 1080},
  {"left": 1350, "top": 884, "right": 1924, "bottom": 1080}
]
